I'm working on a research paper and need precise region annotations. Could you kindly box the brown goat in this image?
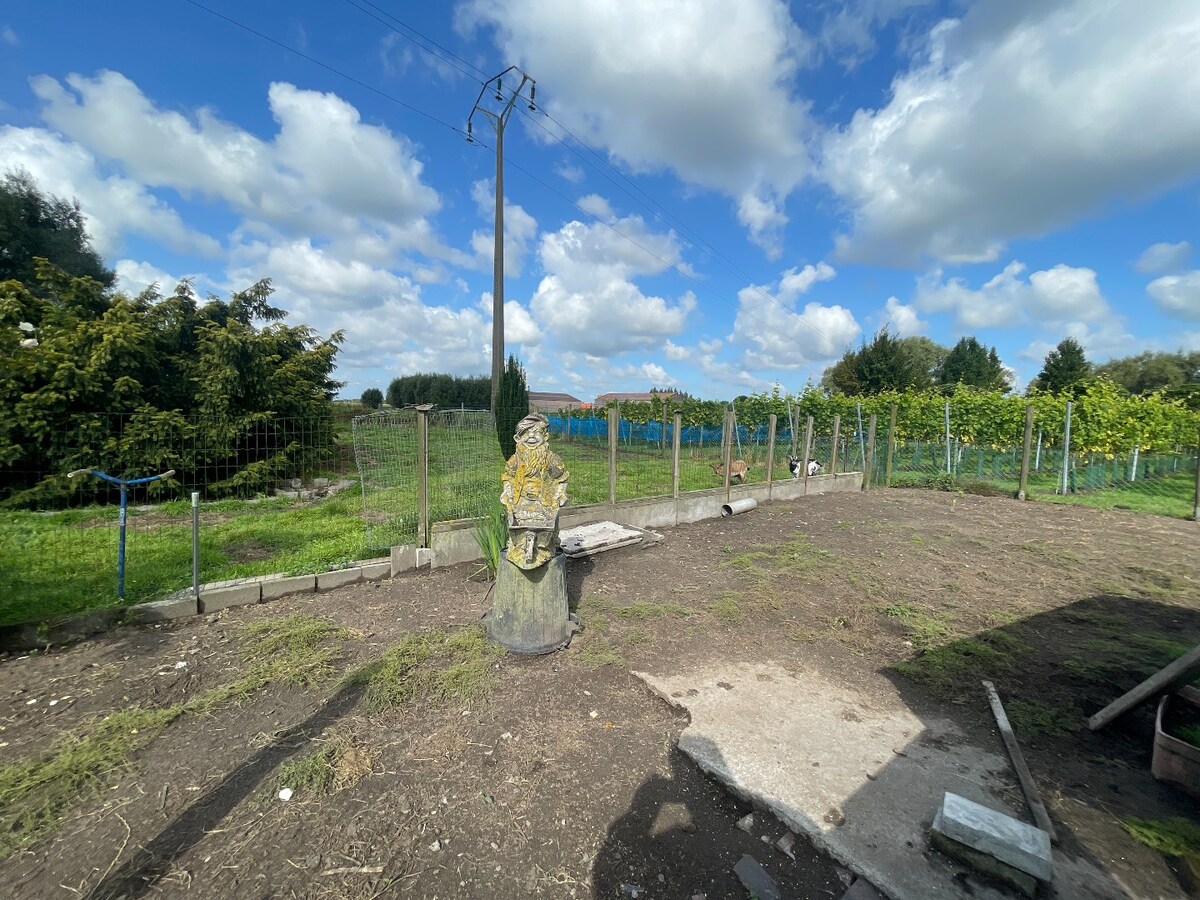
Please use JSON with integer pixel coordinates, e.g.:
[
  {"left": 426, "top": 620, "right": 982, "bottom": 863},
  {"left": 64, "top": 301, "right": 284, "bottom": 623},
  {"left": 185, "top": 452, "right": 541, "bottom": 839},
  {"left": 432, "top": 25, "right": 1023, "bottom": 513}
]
[{"left": 710, "top": 460, "right": 749, "bottom": 482}]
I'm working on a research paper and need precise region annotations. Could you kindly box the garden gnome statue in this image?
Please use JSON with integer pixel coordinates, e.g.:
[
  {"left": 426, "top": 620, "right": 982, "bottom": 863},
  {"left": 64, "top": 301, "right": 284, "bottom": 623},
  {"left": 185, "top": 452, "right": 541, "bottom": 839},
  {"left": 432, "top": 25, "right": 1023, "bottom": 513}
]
[{"left": 486, "top": 413, "right": 579, "bottom": 653}]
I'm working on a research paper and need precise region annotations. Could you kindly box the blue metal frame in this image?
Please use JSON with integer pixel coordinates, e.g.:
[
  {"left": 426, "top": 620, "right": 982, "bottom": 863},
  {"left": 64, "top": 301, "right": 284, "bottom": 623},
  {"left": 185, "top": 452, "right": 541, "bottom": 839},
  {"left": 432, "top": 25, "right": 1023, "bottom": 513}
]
[{"left": 68, "top": 468, "right": 175, "bottom": 599}]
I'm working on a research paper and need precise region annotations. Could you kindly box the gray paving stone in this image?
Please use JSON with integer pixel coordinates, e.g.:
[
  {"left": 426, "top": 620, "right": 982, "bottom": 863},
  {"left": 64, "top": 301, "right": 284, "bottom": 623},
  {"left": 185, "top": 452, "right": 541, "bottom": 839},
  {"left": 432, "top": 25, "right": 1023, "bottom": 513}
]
[
  {"left": 390, "top": 544, "right": 416, "bottom": 576},
  {"left": 933, "top": 792, "right": 1052, "bottom": 883},
  {"left": 316, "top": 567, "right": 362, "bottom": 591},
  {"left": 361, "top": 562, "right": 390, "bottom": 581},
  {"left": 198, "top": 582, "right": 261, "bottom": 613},
  {"left": 126, "top": 593, "right": 198, "bottom": 623}
]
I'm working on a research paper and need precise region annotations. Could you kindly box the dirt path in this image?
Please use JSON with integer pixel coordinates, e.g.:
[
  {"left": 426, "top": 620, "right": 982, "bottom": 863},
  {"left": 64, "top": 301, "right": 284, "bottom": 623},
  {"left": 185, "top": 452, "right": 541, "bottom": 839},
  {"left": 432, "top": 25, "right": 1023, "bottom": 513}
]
[{"left": 2, "top": 489, "right": 1198, "bottom": 898}]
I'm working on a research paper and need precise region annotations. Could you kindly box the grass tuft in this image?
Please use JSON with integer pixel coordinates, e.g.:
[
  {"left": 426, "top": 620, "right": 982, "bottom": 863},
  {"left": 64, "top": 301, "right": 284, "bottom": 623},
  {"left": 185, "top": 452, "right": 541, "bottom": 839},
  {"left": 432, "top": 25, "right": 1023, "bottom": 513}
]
[
  {"left": 576, "top": 636, "right": 623, "bottom": 669},
  {"left": 709, "top": 592, "right": 744, "bottom": 624},
  {"left": 1122, "top": 817, "right": 1200, "bottom": 867}
]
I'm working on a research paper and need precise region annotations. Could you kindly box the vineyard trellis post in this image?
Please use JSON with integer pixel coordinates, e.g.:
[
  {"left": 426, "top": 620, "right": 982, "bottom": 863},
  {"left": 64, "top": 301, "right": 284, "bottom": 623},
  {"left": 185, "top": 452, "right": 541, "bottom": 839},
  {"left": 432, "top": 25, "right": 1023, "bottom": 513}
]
[
  {"left": 830, "top": 414, "right": 842, "bottom": 476},
  {"left": 1060, "top": 401, "right": 1073, "bottom": 495},
  {"left": 766, "top": 413, "right": 778, "bottom": 499},
  {"left": 856, "top": 402, "right": 867, "bottom": 472},
  {"left": 803, "top": 415, "right": 814, "bottom": 496},
  {"left": 1193, "top": 427, "right": 1200, "bottom": 521},
  {"left": 607, "top": 406, "right": 618, "bottom": 506},
  {"left": 416, "top": 404, "right": 431, "bottom": 548},
  {"left": 672, "top": 412, "right": 682, "bottom": 499},
  {"left": 863, "top": 413, "right": 877, "bottom": 490},
  {"left": 722, "top": 407, "right": 734, "bottom": 502},
  {"left": 944, "top": 401, "right": 952, "bottom": 475},
  {"left": 1018, "top": 405, "right": 1034, "bottom": 501}
]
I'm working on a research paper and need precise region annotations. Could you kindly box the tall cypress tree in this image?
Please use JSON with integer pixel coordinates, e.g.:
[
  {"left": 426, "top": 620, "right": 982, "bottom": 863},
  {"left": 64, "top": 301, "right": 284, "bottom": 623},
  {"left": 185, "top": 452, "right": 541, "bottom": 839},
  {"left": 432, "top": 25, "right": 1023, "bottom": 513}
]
[
  {"left": 495, "top": 354, "right": 529, "bottom": 459},
  {"left": 1033, "top": 338, "right": 1092, "bottom": 395}
]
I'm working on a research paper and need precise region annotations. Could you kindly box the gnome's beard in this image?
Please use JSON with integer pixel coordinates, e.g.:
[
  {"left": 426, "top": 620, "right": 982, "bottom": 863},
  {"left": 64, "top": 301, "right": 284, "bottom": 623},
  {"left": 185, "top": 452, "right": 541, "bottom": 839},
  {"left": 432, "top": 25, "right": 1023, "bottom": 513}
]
[{"left": 516, "top": 442, "right": 550, "bottom": 476}]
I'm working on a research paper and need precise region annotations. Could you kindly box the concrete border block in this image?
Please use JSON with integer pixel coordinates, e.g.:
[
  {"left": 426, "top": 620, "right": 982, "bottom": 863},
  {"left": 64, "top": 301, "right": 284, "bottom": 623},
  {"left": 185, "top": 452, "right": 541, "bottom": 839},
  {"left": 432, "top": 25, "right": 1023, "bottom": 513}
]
[
  {"left": 260, "top": 574, "right": 317, "bottom": 601},
  {"left": 361, "top": 562, "right": 390, "bottom": 581},
  {"left": 416, "top": 547, "right": 434, "bottom": 568},
  {"left": 126, "top": 593, "right": 198, "bottom": 624},
  {"left": 316, "top": 567, "right": 362, "bottom": 591},
  {"left": 198, "top": 582, "right": 261, "bottom": 613},
  {"left": 391, "top": 544, "right": 417, "bottom": 576}
]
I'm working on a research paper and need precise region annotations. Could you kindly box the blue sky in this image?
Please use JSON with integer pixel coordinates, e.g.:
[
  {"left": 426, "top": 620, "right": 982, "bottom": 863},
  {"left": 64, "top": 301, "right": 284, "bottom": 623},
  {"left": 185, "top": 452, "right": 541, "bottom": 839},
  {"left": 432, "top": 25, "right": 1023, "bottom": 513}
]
[{"left": 2, "top": 0, "right": 1198, "bottom": 401}]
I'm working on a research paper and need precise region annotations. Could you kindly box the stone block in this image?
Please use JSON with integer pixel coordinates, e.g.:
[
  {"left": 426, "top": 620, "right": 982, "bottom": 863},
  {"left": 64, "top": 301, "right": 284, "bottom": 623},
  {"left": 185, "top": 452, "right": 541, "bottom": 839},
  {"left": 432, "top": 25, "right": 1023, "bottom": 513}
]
[
  {"left": 316, "top": 567, "right": 362, "bottom": 591},
  {"left": 198, "top": 582, "right": 261, "bottom": 613},
  {"left": 416, "top": 547, "right": 434, "bottom": 568},
  {"left": 361, "top": 562, "right": 390, "bottom": 581},
  {"left": 931, "top": 792, "right": 1051, "bottom": 896},
  {"left": 126, "top": 593, "right": 198, "bottom": 624},
  {"left": 260, "top": 574, "right": 316, "bottom": 601},
  {"left": 390, "top": 544, "right": 417, "bottom": 576}
]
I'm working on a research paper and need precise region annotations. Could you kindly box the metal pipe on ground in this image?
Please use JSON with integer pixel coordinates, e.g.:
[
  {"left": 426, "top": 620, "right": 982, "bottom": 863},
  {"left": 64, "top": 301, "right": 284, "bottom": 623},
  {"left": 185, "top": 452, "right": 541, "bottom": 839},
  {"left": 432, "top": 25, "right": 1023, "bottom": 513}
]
[{"left": 721, "top": 498, "right": 758, "bottom": 517}]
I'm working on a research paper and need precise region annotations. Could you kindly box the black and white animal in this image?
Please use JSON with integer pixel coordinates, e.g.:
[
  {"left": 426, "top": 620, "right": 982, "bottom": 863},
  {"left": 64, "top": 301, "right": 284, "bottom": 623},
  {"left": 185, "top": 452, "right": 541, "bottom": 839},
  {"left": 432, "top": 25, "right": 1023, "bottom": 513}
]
[{"left": 787, "top": 456, "right": 824, "bottom": 478}]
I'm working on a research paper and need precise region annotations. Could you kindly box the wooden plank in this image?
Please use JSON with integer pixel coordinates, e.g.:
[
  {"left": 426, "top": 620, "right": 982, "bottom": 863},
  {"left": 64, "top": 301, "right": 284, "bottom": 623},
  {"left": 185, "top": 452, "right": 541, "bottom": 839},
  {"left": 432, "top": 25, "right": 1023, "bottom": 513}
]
[
  {"left": 982, "top": 680, "right": 1058, "bottom": 843},
  {"left": 1087, "top": 642, "right": 1200, "bottom": 731}
]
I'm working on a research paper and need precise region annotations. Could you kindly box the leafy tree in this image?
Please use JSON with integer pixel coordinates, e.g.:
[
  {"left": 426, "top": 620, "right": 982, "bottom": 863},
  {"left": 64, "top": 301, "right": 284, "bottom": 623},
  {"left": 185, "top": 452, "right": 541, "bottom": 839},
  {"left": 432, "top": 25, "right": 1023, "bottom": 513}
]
[
  {"left": 386, "top": 373, "right": 491, "bottom": 408},
  {"left": 1032, "top": 338, "right": 1092, "bottom": 395},
  {"left": 495, "top": 354, "right": 529, "bottom": 459},
  {"left": 939, "top": 336, "right": 1011, "bottom": 392},
  {"left": 822, "top": 333, "right": 945, "bottom": 395},
  {"left": 1094, "top": 351, "right": 1200, "bottom": 395},
  {"left": 360, "top": 387, "right": 383, "bottom": 409},
  {"left": 0, "top": 169, "right": 114, "bottom": 291},
  {"left": 1, "top": 263, "right": 342, "bottom": 506}
]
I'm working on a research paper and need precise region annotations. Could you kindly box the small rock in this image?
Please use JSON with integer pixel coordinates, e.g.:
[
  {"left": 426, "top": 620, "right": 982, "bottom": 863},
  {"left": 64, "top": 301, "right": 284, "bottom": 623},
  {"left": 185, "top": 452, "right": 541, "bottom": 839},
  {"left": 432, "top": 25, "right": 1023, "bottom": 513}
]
[
  {"left": 429, "top": 839, "right": 442, "bottom": 852},
  {"left": 736, "top": 813, "right": 755, "bottom": 833},
  {"left": 206, "top": 615, "right": 219, "bottom": 625},
  {"left": 775, "top": 831, "right": 797, "bottom": 860},
  {"left": 620, "top": 884, "right": 644, "bottom": 898},
  {"left": 589, "top": 710, "right": 598, "bottom": 719},
  {"left": 278, "top": 788, "right": 293, "bottom": 801}
]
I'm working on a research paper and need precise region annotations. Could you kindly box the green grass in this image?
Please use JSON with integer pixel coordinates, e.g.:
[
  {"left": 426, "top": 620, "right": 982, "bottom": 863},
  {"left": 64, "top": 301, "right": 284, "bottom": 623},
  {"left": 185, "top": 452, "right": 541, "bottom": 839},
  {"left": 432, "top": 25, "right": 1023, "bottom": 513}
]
[
  {"left": 709, "top": 592, "right": 744, "bottom": 624},
  {"left": 575, "top": 635, "right": 624, "bottom": 668},
  {"left": 1122, "top": 817, "right": 1200, "bottom": 868},
  {"left": 1005, "top": 699, "right": 1083, "bottom": 738},
  {"left": 343, "top": 625, "right": 503, "bottom": 711},
  {"left": 896, "top": 631, "right": 1030, "bottom": 696},
  {"left": 0, "top": 615, "right": 350, "bottom": 858},
  {"left": 1043, "top": 471, "right": 1197, "bottom": 519},
  {"left": 276, "top": 745, "right": 338, "bottom": 796}
]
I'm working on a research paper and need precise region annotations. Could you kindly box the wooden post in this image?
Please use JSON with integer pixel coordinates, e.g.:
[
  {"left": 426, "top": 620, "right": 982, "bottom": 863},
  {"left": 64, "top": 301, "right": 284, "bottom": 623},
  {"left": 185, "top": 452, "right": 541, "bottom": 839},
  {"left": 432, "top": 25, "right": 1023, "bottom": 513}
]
[
  {"left": 607, "top": 406, "right": 618, "bottom": 506},
  {"left": 416, "top": 404, "right": 431, "bottom": 549},
  {"left": 831, "top": 414, "right": 841, "bottom": 476},
  {"left": 672, "top": 412, "right": 682, "bottom": 499},
  {"left": 765, "top": 413, "right": 777, "bottom": 500},
  {"left": 863, "top": 414, "right": 877, "bottom": 490},
  {"left": 1018, "top": 405, "right": 1035, "bottom": 501},
  {"left": 661, "top": 398, "right": 668, "bottom": 457},
  {"left": 565, "top": 413, "right": 571, "bottom": 442},
  {"left": 983, "top": 681, "right": 1058, "bottom": 843},
  {"left": 1089, "top": 641, "right": 1200, "bottom": 730},
  {"left": 723, "top": 408, "right": 734, "bottom": 502},
  {"left": 885, "top": 404, "right": 897, "bottom": 487},
  {"left": 802, "top": 415, "right": 814, "bottom": 496},
  {"left": 1193, "top": 427, "right": 1200, "bottom": 521},
  {"left": 790, "top": 407, "right": 798, "bottom": 458}
]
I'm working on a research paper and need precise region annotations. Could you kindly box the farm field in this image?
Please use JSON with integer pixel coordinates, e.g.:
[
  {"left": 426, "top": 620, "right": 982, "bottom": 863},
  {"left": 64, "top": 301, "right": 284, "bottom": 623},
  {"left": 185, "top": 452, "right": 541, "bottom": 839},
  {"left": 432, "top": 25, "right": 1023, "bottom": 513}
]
[{"left": 0, "top": 490, "right": 1197, "bottom": 898}]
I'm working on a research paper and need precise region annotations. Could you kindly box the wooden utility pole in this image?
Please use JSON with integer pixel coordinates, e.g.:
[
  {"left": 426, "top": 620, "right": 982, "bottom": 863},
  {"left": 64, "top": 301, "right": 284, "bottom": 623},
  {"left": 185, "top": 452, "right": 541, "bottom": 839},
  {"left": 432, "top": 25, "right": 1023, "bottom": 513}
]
[{"left": 468, "top": 67, "right": 537, "bottom": 410}]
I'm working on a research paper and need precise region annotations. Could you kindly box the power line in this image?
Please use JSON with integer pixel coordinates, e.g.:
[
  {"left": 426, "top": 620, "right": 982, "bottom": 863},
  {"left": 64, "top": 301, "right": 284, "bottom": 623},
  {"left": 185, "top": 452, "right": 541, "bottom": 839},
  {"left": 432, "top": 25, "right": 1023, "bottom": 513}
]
[{"left": 339, "top": 0, "right": 490, "bottom": 84}]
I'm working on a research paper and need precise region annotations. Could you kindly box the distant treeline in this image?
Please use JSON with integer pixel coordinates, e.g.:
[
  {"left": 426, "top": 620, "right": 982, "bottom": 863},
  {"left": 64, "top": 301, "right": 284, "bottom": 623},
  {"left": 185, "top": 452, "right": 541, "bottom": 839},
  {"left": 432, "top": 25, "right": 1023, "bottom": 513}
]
[{"left": 386, "top": 373, "right": 491, "bottom": 409}]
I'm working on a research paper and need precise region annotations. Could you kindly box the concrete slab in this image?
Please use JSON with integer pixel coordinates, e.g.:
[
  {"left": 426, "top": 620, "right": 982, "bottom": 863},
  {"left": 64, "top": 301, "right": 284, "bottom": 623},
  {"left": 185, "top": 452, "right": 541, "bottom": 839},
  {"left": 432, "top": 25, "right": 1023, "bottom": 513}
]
[
  {"left": 198, "top": 582, "right": 261, "bottom": 613},
  {"left": 733, "top": 854, "right": 780, "bottom": 900},
  {"left": 361, "top": 561, "right": 391, "bottom": 581},
  {"left": 635, "top": 660, "right": 1177, "bottom": 900},
  {"left": 391, "top": 544, "right": 417, "bottom": 576},
  {"left": 560, "top": 521, "right": 645, "bottom": 557},
  {"left": 260, "top": 574, "right": 316, "bottom": 601},
  {"left": 934, "top": 791, "right": 1052, "bottom": 882},
  {"left": 316, "top": 568, "right": 362, "bottom": 591},
  {"left": 125, "top": 593, "right": 198, "bottom": 623}
]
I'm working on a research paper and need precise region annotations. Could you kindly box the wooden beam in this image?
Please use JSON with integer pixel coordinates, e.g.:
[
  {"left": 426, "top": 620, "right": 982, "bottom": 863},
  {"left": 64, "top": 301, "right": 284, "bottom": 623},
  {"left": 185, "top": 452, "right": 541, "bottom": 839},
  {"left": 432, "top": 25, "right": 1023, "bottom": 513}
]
[
  {"left": 982, "top": 681, "right": 1057, "bottom": 843},
  {"left": 1088, "top": 642, "right": 1200, "bottom": 730}
]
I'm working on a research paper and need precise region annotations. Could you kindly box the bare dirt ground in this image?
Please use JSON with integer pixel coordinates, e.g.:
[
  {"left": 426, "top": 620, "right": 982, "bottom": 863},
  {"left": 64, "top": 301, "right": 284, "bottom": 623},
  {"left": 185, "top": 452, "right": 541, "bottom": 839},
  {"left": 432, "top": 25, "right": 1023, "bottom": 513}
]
[{"left": 2, "top": 488, "right": 1199, "bottom": 899}]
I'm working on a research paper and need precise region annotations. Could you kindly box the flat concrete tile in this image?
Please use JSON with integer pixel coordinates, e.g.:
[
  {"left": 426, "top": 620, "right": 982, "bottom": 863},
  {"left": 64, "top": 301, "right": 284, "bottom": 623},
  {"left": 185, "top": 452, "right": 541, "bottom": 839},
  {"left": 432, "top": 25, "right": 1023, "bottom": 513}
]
[
  {"left": 316, "top": 568, "right": 362, "bottom": 591},
  {"left": 126, "top": 593, "right": 198, "bottom": 623},
  {"left": 360, "top": 562, "right": 390, "bottom": 581},
  {"left": 260, "top": 574, "right": 316, "bottom": 601},
  {"left": 933, "top": 792, "right": 1052, "bottom": 882},
  {"left": 390, "top": 544, "right": 416, "bottom": 576},
  {"left": 198, "top": 583, "right": 261, "bottom": 613}
]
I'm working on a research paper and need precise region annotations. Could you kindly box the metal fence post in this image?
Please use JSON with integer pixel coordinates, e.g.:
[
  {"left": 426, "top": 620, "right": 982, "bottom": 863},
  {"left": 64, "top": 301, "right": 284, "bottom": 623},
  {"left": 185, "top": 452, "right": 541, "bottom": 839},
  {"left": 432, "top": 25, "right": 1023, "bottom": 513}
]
[
  {"left": 863, "top": 413, "right": 877, "bottom": 490},
  {"left": 672, "top": 412, "right": 682, "bottom": 499},
  {"left": 1018, "top": 405, "right": 1034, "bottom": 501},
  {"left": 856, "top": 402, "right": 867, "bottom": 472},
  {"left": 944, "top": 401, "right": 952, "bottom": 475},
  {"left": 416, "top": 404, "right": 431, "bottom": 548},
  {"left": 723, "top": 408, "right": 734, "bottom": 502},
  {"left": 608, "top": 406, "right": 618, "bottom": 506},
  {"left": 831, "top": 414, "right": 842, "bottom": 476},
  {"left": 765, "top": 413, "right": 777, "bottom": 499},
  {"left": 885, "top": 404, "right": 897, "bottom": 487},
  {"left": 191, "top": 491, "right": 200, "bottom": 596},
  {"left": 802, "top": 415, "right": 814, "bottom": 495},
  {"left": 1193, "top": 427, "right": 1200, "bottom": 521},
  {"left": 1035, "top": 427, "right": 1043, "bottom": 471},
  {"left": 790, "top": 407, "right": 799, "bottom": 458},
  {"left": 1059, "top": 400, "right": 1073, "bottom": 495}
]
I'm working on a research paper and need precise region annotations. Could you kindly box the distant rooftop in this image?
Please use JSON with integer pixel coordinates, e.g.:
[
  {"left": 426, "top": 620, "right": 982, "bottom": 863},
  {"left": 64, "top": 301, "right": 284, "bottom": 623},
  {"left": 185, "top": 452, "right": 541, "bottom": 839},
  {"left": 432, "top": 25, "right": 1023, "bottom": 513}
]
[
  {"left": 594, "top": 390, "right": 678, "bottom": 405},
  {"left": 529, "top": 391, "right": 584, "bottom": 411}
]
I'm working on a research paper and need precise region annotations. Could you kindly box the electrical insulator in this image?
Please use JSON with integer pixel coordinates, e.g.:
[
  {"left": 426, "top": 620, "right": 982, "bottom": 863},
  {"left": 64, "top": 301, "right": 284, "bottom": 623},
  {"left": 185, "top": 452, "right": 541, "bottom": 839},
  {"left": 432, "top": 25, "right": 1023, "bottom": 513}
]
[
  {"left": 466, "top": 121, "right": 473, "bottom": 143},
  {"left": 494, "top": 78, "right": 503, "bottom": 102},
  {"left": 528, "top": 83, "right": 537, "bottom": 111}
]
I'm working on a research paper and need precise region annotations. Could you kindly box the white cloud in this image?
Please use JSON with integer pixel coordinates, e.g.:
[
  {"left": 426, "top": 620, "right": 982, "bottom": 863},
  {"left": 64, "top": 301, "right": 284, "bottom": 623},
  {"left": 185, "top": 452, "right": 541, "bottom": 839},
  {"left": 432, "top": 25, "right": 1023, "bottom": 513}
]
[
  {"left": 663, "top": 340, "right": 690, "bottom": 361},
  {"left": 1135, "top": 240, "right": 1192, "bottom": 274},
  {"left": 0, "top": 126, "right": 221, "bottom": 259},
  {"left": 915, "top": 261, "right": 1109, "bottom": 330},
  {"left": 459, "top": 0, "right": 814, "bottom": 254},
  {"left": 880, "top": 296, "right": 925, "bottom": 336},
  {"left": 555, "top": 163, "right": 584, "bottom": 184},
  {"left": 1148, "top": 271, "right": 1200, "bottom": 319},
  {"left": 731, "top": 267, "right": 859, "bottom": 368},
  {"left": 823, "top": 1, "right": 1200, "bottom": 264},
  {"left": 577, "top": 193, "right": 615, "bottom": 222},
  {"left": 31, "top": 71, "right": 445, "bottom": 255},
  {"left": 2, "top": 25, "right": 17, "bottom": 46},
  {"left": 115, "top": 260, "right": 183, "bottom": 295},
  {"left": 476, "top": 292, "right": 544, "bottom": 345},
  {"left": 818, "top": 0, "right": 935, "bottom": 69}
]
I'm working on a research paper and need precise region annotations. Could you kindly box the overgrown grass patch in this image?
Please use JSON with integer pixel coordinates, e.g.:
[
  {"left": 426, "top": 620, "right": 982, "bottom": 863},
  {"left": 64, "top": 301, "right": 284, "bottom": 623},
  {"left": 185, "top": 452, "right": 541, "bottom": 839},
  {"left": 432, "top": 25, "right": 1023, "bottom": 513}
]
[
  {"left": 576, "top": 635, "right": 623, "bottom": 669},
  {"left": 343, "top": 625, "right": 503, "bottom": 712},
  {"left": 1006, "top": 699, "right": 1084, "bottom": 738},
  {"left": 0, "top": 615, "right": 351, "bottom": 858},
  {"left": 709, "top": 591, "right": 744, "bottom": 624},
  {"left": 1122, "top": 817, "right": 1200, "bottom": 868},
  {"left": 896, "top": 631, "right": 1030, "bottom": 697}
]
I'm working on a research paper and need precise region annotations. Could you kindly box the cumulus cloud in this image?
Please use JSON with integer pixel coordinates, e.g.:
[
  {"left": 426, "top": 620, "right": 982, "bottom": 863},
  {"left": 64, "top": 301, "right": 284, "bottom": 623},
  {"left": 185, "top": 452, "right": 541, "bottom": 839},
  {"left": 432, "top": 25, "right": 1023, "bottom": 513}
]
[
  {"left": 0, "top": 126, "right": 221, "bottom": 259},
  {"left": 731, "top": 265, "right": 859, "bottom": 368},
  {"left": 115, "top": 260, "right": 185, "bottom": 296},
  {"left": 2, "top": 25, "right": 17, "bottom": 46},
  {"left": 823, "top": 1, "right": 1200, "bottom": 264},
  {"left": 459, "top": 0, "right": 814, "bottom": 255},
  {"left": 915, "top": 261, "right": 1109, "bottom": 330},
  {"left": 577, "top": 193, "right": 615, "bottom": 222},
  {"left": 469, "top": 179, "right": 538, "bottom": 276},
  {"left": 30, "top": 71, "right": 445, "bottom": 256},
  {"left": 1135, "top": 240, "right": 1192, "bottom": 274},
  {"left": 879, "top": 296, "right": 925, "bottom": 336},
  {"left": 1148, "top": 271, "right": 1200, "bottom": 319}
]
